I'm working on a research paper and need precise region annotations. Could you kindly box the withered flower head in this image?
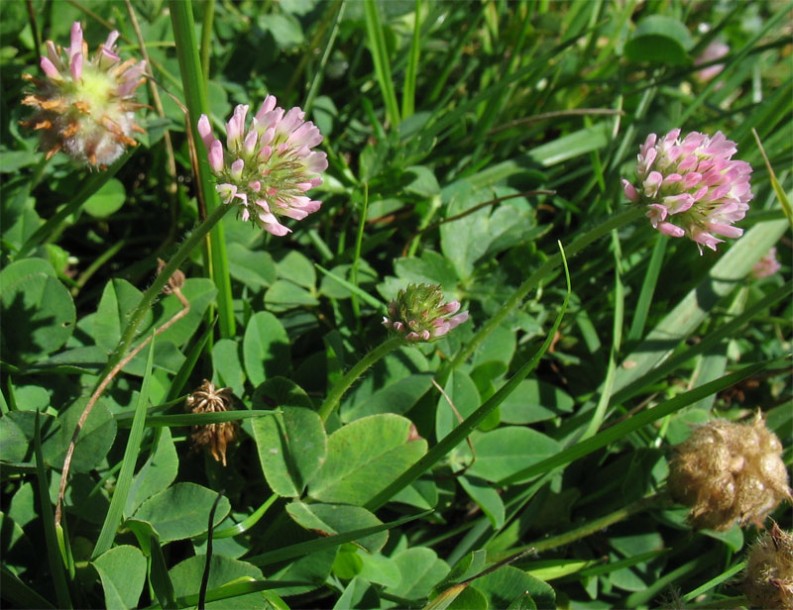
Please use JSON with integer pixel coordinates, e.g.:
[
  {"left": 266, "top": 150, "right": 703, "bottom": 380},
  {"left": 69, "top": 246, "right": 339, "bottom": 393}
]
[
  {"left": 742, "top": 523, "right": 793, "bottom": 609},
  {"left": 186, "top": 380, "right": 237, "bottom": 467},
  {"left": 668, "top": 412, "right": 791, "bottom": 531},
  {"left": 22, "top": 22, "right": 147, "bottom": 167}
]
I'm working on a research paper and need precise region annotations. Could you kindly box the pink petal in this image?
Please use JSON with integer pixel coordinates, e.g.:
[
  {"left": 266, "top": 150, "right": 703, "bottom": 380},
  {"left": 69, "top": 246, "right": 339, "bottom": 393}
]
[
  {"left": 643, "top": 171, "right": 663, "bottom": 197},
  {"left": 45, "top": 41, "right": 61, "bottom": 68},
  {"left": 622, "top": 179, "right": 640, "bottom": 203},
  {"left": 646, "top": 204, "right": 668, "bottom": 227},
  {"left": 197, "top": 114, "right": 215, "bottom": 149},
  {"left": 69, "top": 22, "right": 83, "bottom": 61},
  {"left": 443, "top": 301, "right": 461, "bottom": 315},
  {"left": 226, "top": 105, "right": 249, "bottom": 150},
  {"left": 243, "top": 129, "right": 258, "bottom": 155},
  {"left": 70, "top": 52, "right": 83, "bottom": 80},
  {"left": 691, "top": 229, "right": 722, "bottom": 252},
  {"left": 40, "top": 57, "right": 61, "bottom": 79},
  {"left": 707, "top": 222, "right": 743, "bottom": 238},
  {"left": 208, "top": 140, "right": 224, "bottom": 173},
  {"left": 259, "top": 213, "right": 291, "bottom": 236},
  {"left": 657, "top": 222, "right": 685, "bottom": 238},
  {"left": 448, "top": 311, "right": 469, "bottom": 329},
  {"left": 254, "top": 95, "right": 278, "bottom": 123},
  {"left": 230, "top": 158, "right": 244, "bottom": 180}
]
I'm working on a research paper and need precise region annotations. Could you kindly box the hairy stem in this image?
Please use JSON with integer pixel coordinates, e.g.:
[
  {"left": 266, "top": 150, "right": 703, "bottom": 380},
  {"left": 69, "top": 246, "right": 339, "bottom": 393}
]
[{"left": 318, "top": 336, "right": 406, "bottom": 422}]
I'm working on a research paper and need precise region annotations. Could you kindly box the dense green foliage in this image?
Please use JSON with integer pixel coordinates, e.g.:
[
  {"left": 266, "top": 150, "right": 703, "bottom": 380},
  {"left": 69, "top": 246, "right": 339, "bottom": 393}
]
[{"left": 1, "top": 1, "right": 790, "bottom": 608}]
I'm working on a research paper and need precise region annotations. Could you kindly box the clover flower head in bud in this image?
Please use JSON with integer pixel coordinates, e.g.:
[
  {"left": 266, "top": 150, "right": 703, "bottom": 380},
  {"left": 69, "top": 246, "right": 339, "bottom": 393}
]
[
  {"left": 382, "top": 283, "right": 469, "bottom": 342},
  {"left": 667, "top": 412, "right": 791, "bottom": 531},
  {"left": 22, "top": 22, "right": 147, "bottom": 167},
  {"left": 197, "top": 95, "right": 328, "bottom": 237},
  {"left": 622, "top": 129, "right": 753, "bottom": 254},
  {"left": 186, "top": 380, "right": 238, "bottom": 467},
  {"left": 752, "top": 247, "right": 782, "bottom": 280},
  {"left": 742, "top": 523, "right": 793, "bottom": 610}
]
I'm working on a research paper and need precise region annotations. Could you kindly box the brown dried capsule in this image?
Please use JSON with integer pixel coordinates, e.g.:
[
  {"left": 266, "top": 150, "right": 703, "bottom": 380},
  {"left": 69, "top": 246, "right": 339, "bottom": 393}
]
[
  {"left": 186, "top": 380, "right": 237, "bottom": 466},
  {"left": 742, "top": 523, "right": 793, "bottom": 609},
  {"left": 667, "top": 412, "right": 791, "bottom": 531}
]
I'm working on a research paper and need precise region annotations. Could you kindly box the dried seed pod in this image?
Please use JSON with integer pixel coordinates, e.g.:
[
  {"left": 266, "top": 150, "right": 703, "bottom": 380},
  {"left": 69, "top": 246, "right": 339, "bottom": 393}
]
[
  {"left": 668, "top": 412, "right": 791, "bottom": 531},
  {"left": 742, "top": 523, "right": 793, "bottom": 609},
  {"left": 186, "top": 380, "right": 237, "bottom": 466}
]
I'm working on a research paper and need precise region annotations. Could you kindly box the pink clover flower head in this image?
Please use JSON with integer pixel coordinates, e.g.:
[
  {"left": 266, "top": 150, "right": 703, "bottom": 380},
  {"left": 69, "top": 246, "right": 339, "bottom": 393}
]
[
  {"left": 622, "top": 129, "right": 753, "bottom": 254},
  {"left": 382, "top": 283, "right": 469, "bottom": 342},
  {"left": 22, "top": 22, "right": 147, "bottom": 167},
  {"left": 751, "top": 247, "right": 781, "bottom": 279},
  {"left": 198, "top": 95, "right": 328, "bottom": 237},
  {"left": 694, "top": 41, "right": 729, "bottom": 83}
]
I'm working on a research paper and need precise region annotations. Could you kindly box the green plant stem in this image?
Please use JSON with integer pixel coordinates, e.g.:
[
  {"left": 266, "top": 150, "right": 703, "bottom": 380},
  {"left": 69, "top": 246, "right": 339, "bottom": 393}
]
[
  {"left": 105, "top": 204, "right": 231, "bottom": 380},
  {"left": 351, "top": 183, "right": 369, "bottom": 319},
  {"left": 448, "top": 205, "right": 645, "bottom": 371},
  {"left": 17, "top": 153, "right": 131, "bottom": 259},
  {"left": 519, "top": 493, "right": 666, "bottom": 556},
  {"left": 72, "top": 238, "right": 126, "bottom": 296},
  {"left": 318, "top": 336, "right": 406, "bottom": 422},
  {"left": 200, "top": 0, "right": 215, "bottom": 86},
  {"left": 170, "top": 0, "right": 235, "bottom": 339},
  {"left": 34, "top": 413, "right": 72, "bottom": 609}
]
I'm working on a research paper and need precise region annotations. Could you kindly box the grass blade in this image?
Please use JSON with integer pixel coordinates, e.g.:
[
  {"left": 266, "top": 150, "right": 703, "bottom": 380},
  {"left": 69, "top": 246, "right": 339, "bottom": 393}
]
[
  {"left": 364, "top": 0, "right": 401, "bottom": 127},
  {"left": 246, "top": 510, "right": 431, "bottom": 567},
  {"left": 401, "top": 0, "right": 421, "bottom": 119},
  {"left": 34, "top": 412, "right": 72, "bottom": 609},
  {"left": 93, "top": 336, "right": 155, "bottom": 558},
  {"left": 752, "top": 128, "right": 792, "bottom": 227},
  {"left": 169, "top": 0, "right": 235, "bottom": 338},
  {"left": 627, "top": 234, "right": 666, "bottom": 342},
  {"left": 499, "top": 359, "right": 772, "bottom": 486}
]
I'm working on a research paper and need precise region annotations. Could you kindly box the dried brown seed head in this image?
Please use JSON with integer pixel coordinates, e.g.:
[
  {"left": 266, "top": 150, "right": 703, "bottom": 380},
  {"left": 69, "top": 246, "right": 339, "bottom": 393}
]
[
  {"left": 668, "top": 412, "right": 791, "bottom": 531},
  {"left": 743, "top": 523, "right": 793, "bottom": 609},
  {"left": 186, "top": 380, "right": 237, "bottom": 466}
]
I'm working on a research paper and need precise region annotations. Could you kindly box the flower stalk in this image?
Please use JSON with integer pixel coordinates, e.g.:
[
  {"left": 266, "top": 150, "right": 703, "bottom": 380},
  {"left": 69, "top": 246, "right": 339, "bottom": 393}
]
[
  {"left": 318, "top": 336, "right": 406, "bottom": 422},
  {"left": 109, "top": 203, "right": 232, "bottom": 379}
]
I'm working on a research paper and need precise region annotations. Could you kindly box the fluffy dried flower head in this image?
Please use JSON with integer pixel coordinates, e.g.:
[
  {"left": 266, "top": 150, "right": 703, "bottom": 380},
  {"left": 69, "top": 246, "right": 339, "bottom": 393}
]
[
  {"left": 742, "top": 523, "right": 793, "bottom": 609},
  {"left": 383, "top": 283, "right": 469, "bottom": 342},
  {"left": 197, "top": 96, "right": 328, "bottom": 237},
  {"left": 622, "top": 129, "right": 752, "bottom": 253},
  {"left": 22, "top": 22, "right": 147, "bottom": 167},
  {"left": 186, "top": 380, "right": 237, "bottom": 466},
  {"left": 752, "top": 247, "right": 782, "bottom": 280},
  {"left": 667, "top": 413, "right": 791, "bottom": 531}
]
